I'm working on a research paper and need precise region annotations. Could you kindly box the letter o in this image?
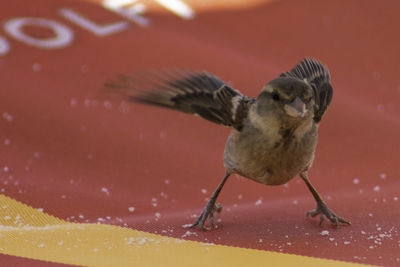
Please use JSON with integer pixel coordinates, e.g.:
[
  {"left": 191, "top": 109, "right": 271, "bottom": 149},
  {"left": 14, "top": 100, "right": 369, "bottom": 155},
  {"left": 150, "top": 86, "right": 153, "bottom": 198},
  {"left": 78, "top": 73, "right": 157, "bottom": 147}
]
[
  {"left": 0, "top": 36, "right": 10, "bottom": 56},
  {"left": 4, "top": 17, "right": 73, "bottom": 49}
]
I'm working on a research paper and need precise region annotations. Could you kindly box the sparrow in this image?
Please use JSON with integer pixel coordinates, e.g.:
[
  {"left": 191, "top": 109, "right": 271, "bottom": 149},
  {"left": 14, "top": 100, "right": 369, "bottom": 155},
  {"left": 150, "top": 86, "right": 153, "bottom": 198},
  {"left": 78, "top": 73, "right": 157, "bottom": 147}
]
[{"left": 104, "top": 58, "right": 351, "bottom": 230}]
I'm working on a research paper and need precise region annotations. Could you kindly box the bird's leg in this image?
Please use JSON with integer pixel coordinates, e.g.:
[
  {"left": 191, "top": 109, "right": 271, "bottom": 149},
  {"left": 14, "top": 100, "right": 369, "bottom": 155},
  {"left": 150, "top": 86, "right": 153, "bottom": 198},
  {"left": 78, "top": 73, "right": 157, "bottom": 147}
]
[
  {"left": 183, "top": 172, "right": 230, "bottom": 230},
  {"left": 300, "top": 172, "right": 351, "bottom": 227}
]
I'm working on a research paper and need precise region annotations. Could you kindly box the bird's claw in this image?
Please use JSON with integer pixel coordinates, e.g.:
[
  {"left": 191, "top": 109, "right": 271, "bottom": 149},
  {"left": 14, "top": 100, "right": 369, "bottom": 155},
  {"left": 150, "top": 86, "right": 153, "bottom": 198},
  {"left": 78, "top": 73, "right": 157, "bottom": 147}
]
[
  {"left": 307, "top": 201, "right": 351, "bottom": 227},
  {"left": 183, "top": 202, "right": 223, "bottom": 230}
]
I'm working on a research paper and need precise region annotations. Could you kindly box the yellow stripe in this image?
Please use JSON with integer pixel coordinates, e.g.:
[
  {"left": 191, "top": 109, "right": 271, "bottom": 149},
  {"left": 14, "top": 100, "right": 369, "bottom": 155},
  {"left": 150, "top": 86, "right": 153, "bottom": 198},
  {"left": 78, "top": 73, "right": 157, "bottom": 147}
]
[{"left": 0, "top": 194, "right": 368, "bottom": 267}]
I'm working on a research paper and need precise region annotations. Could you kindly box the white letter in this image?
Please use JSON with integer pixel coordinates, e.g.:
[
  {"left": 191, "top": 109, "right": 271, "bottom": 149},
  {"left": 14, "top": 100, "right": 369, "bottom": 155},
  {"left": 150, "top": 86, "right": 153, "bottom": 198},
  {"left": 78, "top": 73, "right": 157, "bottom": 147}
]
[
  {"left": 102, "top": 0, "right": 149, "bottom": 26},
  {"left": 4, "top": 17, "right": 73, "bottom": 49},
  {"left": 102, "top": 0, "right": 150, "bottom": 27},
  {"left": 154, "top": 0, "right": 195, "bottom": 19},
  {"left": 0, "top": 36, "right": 10, "bottom": 56},
  {"left": 59, "top": 8, "right": 129, "bottom": 36}
]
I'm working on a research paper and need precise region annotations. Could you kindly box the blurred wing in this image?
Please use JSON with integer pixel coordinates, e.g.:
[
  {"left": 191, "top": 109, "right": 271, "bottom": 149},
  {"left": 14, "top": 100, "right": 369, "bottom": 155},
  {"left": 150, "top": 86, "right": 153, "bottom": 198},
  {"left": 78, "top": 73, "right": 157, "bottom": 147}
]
[
  {"left": 104, "top": 70, "right": 255, "bottom": 130},
  {"left": 281, "top": 58, "right": 333, "bottom": 123}
]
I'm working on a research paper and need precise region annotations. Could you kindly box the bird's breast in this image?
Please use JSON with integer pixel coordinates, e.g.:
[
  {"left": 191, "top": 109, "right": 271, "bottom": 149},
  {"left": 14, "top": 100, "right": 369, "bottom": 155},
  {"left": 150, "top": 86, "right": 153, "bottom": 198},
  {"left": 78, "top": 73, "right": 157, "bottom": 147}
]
[{"left": 223, "top": 122, "right": 317, "bottom": 186}]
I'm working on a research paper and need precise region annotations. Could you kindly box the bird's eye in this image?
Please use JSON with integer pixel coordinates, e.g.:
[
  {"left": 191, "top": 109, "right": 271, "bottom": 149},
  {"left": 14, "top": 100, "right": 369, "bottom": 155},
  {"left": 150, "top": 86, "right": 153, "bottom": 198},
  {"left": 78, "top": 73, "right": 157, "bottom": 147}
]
[{"left": 271, "top": 92, "right": 280, "bottom": 101}]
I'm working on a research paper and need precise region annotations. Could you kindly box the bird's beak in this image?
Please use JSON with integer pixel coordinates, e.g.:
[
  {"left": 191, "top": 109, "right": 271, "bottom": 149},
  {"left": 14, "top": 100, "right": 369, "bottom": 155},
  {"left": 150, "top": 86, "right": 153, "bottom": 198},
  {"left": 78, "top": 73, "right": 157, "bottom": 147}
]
[{"left": 284, "top": 97, "right": 307, "bottom": 117}]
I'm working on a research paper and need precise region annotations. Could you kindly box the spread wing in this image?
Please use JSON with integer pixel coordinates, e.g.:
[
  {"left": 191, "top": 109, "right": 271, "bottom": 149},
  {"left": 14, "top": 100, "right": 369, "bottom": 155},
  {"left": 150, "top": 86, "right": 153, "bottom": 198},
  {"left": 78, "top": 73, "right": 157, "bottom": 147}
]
[
  {"left": 281, "top": 58, "right": 333, "bottom": 123},
  {"left": 104, "top": 70, "right": 255, "bottom": 130}
]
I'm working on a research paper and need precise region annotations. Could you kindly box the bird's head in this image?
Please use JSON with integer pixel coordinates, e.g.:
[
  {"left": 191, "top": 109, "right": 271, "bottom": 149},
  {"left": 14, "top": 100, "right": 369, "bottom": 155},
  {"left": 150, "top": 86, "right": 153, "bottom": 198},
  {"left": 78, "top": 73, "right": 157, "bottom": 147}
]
[{"left": 256, "top": 77, "right": 315, "bottom": 124}]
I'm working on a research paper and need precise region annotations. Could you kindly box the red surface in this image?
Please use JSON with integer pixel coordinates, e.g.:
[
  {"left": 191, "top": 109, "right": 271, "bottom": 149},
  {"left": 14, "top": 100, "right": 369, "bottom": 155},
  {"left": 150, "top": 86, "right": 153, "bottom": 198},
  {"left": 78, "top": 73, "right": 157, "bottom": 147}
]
[
  {"left": 1, "top": 0, "right": 399, "bottom": 266},
  {"left": 0, "top": 254, "right": 75, "bottom": 267}
]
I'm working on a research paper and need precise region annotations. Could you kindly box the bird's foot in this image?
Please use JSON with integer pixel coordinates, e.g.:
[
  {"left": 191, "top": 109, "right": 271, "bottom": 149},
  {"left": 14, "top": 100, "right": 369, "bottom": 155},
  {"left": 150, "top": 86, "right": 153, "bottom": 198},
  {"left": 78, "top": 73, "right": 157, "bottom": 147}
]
[
  {"left": 307, "top": 201, "right": 351, "bottom": 227},
  {"left": 183, "top": 202, "right": 223, "bottom": 231}
]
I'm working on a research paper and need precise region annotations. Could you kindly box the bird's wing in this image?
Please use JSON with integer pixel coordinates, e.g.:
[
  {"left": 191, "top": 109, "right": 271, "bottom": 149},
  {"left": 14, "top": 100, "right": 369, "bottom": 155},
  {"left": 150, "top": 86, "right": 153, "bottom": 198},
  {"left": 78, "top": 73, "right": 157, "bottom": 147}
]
[
  {"left": 104, "top": 70, "right": 255, "bottom": 130},
  {"left": 280, "top": 58, "right": 333, "bottom": 123}
]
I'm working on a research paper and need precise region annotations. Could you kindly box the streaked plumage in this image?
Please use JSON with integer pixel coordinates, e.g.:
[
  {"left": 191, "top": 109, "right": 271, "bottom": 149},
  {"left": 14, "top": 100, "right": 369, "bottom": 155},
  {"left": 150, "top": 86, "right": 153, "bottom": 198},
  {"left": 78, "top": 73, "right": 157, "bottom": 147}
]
[
  {"left": 104, "top": 58, "right": 350, "bottom": 230},
  {"left": 106, "top": 70, "right": 255, "bottom": 130}
]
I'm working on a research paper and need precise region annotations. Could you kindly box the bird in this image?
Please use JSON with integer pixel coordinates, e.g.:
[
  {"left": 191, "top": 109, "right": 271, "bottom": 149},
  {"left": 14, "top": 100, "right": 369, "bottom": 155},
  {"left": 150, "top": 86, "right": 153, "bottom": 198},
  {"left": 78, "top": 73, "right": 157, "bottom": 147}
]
[{"left": 104, "top": 58, "right": 351, "bottom": 230}]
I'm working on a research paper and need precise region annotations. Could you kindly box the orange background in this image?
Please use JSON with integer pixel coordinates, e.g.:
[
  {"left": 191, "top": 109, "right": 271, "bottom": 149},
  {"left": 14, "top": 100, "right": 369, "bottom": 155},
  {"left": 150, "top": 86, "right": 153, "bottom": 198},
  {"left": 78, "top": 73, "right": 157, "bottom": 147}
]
[{"left": 0, "top": 0, "right": 399, "bottom": 266}]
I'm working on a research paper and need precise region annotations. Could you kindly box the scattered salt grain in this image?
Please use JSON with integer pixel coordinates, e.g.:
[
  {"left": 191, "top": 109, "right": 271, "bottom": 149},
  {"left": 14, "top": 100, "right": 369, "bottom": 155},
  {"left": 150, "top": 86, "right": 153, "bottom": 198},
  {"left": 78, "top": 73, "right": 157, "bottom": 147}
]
[
  {"left": 119, "top": 101, "right": 130, "bottom": 113},
  {"left": 2, "top": 113, "right": 13, "bottom": 122},
  {"left": 254, "top": 198, "right": 263, "bottom": 206},
  {"left": 181, "top": 230, "right": 197, "bottom": 238},
  {"left": 70, "top": 98, "right": 77, "bottom": 107},
  {"left": 151, "top": 198, "right": 158, "bottom": 207},
  {"left": 84, "top": 99, "right": 91, "bottom": 107},
  {"left": 344, "top": 241, "right": 351, "bottom": 245},
  {"left": 352, "top": 178, "right": 360, "bottom": 184},
  {"left": 125, "top": 237, "right": 135, "bottom": 245},
  {"left": 103, "top": 101, "right": 112, "bottom": 109},
  {"left": 379, "top": 173, "right": 387, "bottom": 179},
  {"left": 373, "top": 186, "right": 380, "bottom": 192},
  {"left": 81, "top": 65, "right": 89, "bottom": 73},
  {"left": 164, "top": 179, "right": 171, "bottom": 184},
  {"left": 320, "top": 230, "right": 329, "bottom": 236},
  {"left": 128, "top": 207, "right": 135, "bottom": 212},
  {"left": 32, "top": 63, "right": 41, "bottom": 72},
  {"left": 137, "top": 238, "right": 146, "bottom": 245},
  {"left": 201, "top": 189, "right": 208, "bottom": 194},
  {"left": 101, "top": 187, "right": 110, "bottom": 196}
]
